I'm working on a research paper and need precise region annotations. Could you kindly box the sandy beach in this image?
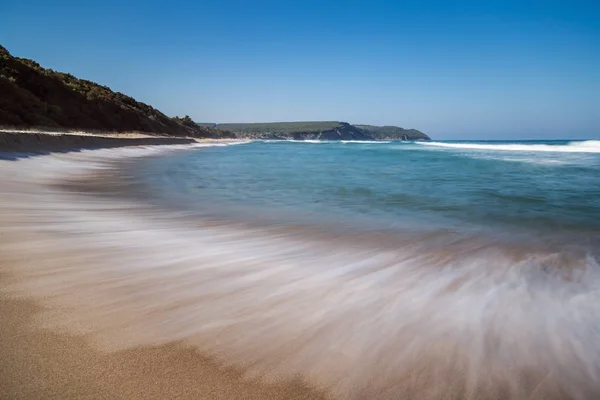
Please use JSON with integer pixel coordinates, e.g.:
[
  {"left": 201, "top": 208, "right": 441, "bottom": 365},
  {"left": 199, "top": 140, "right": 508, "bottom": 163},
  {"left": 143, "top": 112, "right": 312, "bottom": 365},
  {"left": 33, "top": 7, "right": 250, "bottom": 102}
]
[
  {"left": 0, "top": 130, "right": 197, "bottom": 152},
  {"left": 0, "top": 297, "right": 322, "bottom": 400},
  {"left": 2, "top": 132, "right": 600, "bottom": 400},
  {"left": 3, "top": 1, "right": 598, "bottom": 396},
  {"left": 0, "top": 132, "right": 322, "bottom": 400}
]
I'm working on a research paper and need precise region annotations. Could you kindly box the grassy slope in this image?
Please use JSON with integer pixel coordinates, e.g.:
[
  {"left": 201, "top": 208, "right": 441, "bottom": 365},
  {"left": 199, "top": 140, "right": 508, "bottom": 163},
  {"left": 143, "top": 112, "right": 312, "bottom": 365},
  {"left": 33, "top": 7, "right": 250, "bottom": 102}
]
[
  {"left": 0, "top": 44, "right": 428, "bottom": 141},
  {"left": 354, "top": 125, "right": 430, "bottom": 140},
  {"left": 216, "top": 121, "right": 344, "bottom": 134},
  {"left": 0, "top": 45, "right": 233, "bottom": 138},
  {"left": 214, "top": 122, "right": 430, "bottom": 140}
]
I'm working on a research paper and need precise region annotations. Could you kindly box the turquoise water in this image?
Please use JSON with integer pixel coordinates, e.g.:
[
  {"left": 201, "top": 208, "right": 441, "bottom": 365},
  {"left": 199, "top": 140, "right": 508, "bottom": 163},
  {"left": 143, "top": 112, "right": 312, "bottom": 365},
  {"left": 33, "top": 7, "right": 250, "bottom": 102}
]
[
  {"left": 4, "top": 140, "right": 600, "bottom": 398},
  {"left": 135, "top": 139, "right": 600, "bottom": 248}
]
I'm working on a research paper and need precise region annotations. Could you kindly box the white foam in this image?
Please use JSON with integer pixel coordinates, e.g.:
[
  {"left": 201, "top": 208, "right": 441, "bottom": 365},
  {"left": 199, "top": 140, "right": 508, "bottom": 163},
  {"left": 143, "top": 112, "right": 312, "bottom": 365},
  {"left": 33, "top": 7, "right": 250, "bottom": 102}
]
[
  {"left": 340, "top": 140, "right": 391, "bottom": 144},
  {"left": 259, "top": 139, "right": 390, "bottom": 144},
  {"left": 417, "top": 140, "right": 600, "bottom": 153},
  {"left": 262, "top": 139, "right": 391, "bottom": 144},
  {"left": 293, "top": 139, "right": 327, "bottom": 143},
  {"left": 191, "top": 140, "right": 251, "bottom": 147},
  {"left": 467, "top": 154, "right": 575, "bottom": 166},
  {"left": 2, "top": 147, "right": 600, "bottom": 399},
  {"left": 259, "top": 139, "right": 328, "bottom": 143}
]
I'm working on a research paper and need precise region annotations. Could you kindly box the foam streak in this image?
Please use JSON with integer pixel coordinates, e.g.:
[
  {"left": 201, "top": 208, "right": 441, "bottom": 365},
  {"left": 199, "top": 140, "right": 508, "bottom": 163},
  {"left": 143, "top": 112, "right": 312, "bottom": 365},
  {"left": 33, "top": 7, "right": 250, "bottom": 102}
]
[{"left": 1, "top": 146, "right": 600, "bottom": 400}]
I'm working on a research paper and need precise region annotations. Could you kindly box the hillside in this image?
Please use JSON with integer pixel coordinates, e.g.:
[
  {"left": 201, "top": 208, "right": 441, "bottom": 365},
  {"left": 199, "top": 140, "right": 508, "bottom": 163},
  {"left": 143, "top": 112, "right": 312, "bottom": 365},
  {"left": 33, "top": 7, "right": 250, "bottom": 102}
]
[
  {"left": 354, "top": 125, "right": 430, "bottom": 140},
  {"left": 0, "top": 45, "right": 428, "bottom": 141},
  {"left": 215, "top": 121, "right": 364, "bottom": 140},
  {"left": 0, "top": 45, "right": 234, "bottom": 138},
  {"left": 212, "top": 121, "right": 430, "bottom": 140}
]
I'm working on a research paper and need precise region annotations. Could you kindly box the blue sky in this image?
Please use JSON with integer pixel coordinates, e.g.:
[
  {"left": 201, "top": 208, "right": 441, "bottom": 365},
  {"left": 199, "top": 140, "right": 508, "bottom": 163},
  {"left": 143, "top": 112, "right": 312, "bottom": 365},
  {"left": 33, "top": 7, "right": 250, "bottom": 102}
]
[{"left": 2, "top": 0, "right": 599, "bottom": 139}]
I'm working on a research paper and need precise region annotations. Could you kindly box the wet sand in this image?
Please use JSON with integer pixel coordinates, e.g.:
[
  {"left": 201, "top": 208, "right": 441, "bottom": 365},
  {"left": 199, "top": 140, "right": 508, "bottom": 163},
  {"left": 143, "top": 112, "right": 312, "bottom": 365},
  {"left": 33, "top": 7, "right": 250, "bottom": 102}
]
[
  {"left": 0, "top": 295, "right": 322, "bottom": 400},
  {"left": 0, "top": 132, "right": 322, "bottom": 400},
  {"left": 2, "top": 135, "right": 600, "bottom": 400},
  {"left": 0, "top": 130, "right": 197, "bottom": 152}
]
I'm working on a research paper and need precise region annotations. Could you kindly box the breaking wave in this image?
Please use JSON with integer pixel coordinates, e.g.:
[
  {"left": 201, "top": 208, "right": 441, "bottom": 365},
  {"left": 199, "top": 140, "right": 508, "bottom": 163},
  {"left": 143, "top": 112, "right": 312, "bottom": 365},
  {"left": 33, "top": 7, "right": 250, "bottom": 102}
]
[
  {"left": 260, "top": 140, "right": 392, "bottom": 144},
  {"left": 417, "top": 140, "right": 600, "bottom": 153},
  {"left": 340, "top": 140, "right": 392, "bottom": 144}
]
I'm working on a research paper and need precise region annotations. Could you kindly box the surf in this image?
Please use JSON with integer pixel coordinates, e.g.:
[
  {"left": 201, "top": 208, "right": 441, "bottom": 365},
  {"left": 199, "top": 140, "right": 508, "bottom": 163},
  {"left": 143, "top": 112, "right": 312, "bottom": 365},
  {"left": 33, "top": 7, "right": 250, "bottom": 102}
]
[
  {"left": 417, "top": 140, "right": 600, "bottom": 153},
  {"left": 2, "top": 144, "right": 600, "bottom": 400}
]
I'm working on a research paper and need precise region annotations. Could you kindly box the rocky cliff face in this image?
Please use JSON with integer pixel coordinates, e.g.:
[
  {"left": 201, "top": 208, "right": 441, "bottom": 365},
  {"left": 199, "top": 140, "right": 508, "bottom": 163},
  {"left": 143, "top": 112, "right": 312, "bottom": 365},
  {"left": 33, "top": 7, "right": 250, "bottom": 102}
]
[
  {"left": 214, "top": 121, "right": 430, "bottom": 141},
  {"left": 354, "top": 125, "right": 430, "bottom": 141},
  {"left": 289, "top": 122, "right": 367, "bottom": 140}
]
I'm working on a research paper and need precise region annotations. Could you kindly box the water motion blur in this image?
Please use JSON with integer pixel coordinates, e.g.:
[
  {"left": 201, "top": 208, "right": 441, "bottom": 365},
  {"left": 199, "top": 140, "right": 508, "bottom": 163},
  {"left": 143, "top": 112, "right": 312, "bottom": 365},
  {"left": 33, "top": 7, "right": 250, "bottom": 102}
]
[
  {"left": 2, "top": 139, "right": 600, "bottom": 399},
  {"left": 2, "top": 0, "right": 599, "bottom": 397}
]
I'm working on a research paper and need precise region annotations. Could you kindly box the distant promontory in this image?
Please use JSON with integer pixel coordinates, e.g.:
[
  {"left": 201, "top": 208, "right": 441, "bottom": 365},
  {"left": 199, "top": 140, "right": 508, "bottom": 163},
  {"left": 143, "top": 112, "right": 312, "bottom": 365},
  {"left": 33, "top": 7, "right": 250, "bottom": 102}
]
[
  {"left": 201, "top": 122, "right": 430, "bottom": 141},
  {"left": 0, "top": 44, "right": 429, "bottom": 141}
]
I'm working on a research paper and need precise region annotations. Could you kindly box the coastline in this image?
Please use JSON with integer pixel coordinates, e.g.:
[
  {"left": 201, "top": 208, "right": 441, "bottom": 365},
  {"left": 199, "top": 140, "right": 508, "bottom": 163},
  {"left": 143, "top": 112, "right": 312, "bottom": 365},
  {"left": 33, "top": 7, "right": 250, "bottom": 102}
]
[
  {"left": 0, "top": 138, "right": 324, "bottom": 400},
  {"left": 0, "top": 130, "right": 199, "bottom": 153},
  {"left": 2, "top": 137, "right": 600, "bottom": 400}
]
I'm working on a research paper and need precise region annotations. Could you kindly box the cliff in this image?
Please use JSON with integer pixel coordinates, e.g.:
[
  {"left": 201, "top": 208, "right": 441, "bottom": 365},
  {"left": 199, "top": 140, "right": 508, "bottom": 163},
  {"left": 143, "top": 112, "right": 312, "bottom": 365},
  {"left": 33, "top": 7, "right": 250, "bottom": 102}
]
[
  {"left": 0, "top": 44, "right": 429, "bottom": 142},
  {"left": 213, "top": 122, "right": 430, "bottom": 141},
  {"left": 354, "top": 125, "right": 430, "bottom": 141},
  {"left": 215, "top": 122, "right": 363, "bottom": 140},
  {"left": 0, "top": 45, "right": 234, "bottom": 139}
]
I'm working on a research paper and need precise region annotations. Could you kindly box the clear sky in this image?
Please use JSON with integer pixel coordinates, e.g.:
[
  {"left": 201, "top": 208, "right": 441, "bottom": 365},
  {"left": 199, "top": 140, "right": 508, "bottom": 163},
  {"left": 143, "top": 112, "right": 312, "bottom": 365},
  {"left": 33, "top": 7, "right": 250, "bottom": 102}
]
[{"left": 2, "top": 0, "right": 599, "bottom": 139}]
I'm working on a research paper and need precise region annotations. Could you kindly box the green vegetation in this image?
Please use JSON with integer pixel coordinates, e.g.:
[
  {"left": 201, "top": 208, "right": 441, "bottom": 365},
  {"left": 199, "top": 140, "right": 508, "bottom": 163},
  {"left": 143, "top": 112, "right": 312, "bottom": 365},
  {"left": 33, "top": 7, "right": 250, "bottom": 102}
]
[
  {"left": 0, "top": 44, "right": 428, "bottom": 141},
  {"left": 212, "top": 121, "right": 430, "bottom": 140},
  {"left": 354, "top": 125, "right": 430, "bottom": 140},
  {"left": 216, "top": 121, "right": 344, "bottom": 135},
  {"left": 212, "top": 121, "right": 359, "bottom": 140},
  {"left": 0, "top": 45, "right": 234, "bottom": 138}
]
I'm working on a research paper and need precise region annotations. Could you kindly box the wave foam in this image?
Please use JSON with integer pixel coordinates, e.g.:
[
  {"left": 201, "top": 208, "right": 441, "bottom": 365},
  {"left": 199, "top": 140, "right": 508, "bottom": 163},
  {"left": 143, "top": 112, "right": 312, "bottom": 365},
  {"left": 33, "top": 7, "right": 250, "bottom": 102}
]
[
  {"left": 1, "top": 146, "right": 600, "bottom": 399},
  {"left": 260, "top": 140, "right": 390, "bottom": 144},
  {"left": 417, "top": 140, "right": 600, "bottom": 153},
  {"left": 340, "top": 140, "right": 391, "bottom": 144}
]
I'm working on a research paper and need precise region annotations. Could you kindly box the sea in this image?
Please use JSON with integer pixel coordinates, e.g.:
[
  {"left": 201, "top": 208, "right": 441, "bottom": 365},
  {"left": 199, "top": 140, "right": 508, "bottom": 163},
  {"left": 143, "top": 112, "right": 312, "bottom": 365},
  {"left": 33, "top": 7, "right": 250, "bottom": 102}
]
[
  {"left": 2, "top": 139, "right": 600, "bottom": 399},
  {"left": 134, "top": 139, "right": 600, "bottom": 247}
]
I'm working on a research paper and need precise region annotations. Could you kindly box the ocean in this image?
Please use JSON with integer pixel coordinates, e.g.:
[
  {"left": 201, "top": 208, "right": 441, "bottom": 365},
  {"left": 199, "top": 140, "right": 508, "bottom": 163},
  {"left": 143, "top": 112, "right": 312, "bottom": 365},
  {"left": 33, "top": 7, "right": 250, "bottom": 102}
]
[
  {"left": 134, "top": 139, "right": 600, "bottom": 245},
  {"left": 2, "top": 139, "right": 600, "bottom": 399}
]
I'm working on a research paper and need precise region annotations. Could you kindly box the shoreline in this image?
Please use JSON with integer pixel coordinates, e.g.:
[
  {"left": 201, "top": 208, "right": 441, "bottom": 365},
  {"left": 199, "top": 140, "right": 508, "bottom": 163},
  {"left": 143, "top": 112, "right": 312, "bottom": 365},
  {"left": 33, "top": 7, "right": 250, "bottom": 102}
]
[
  {"left": 0, "top": 130, "right": 245, "bottom": 154},
  {"left": 0, "top": 296, "right": 323, "bottom": 400},
  {"left": 2, "top": 141, "right": 600, "bottom": 400},
  {"left": 0, "top": 142, "right": 324, "bottom": 400},
  {"left": 0, "top": 130, "right": 195, "bottom": 153}
]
